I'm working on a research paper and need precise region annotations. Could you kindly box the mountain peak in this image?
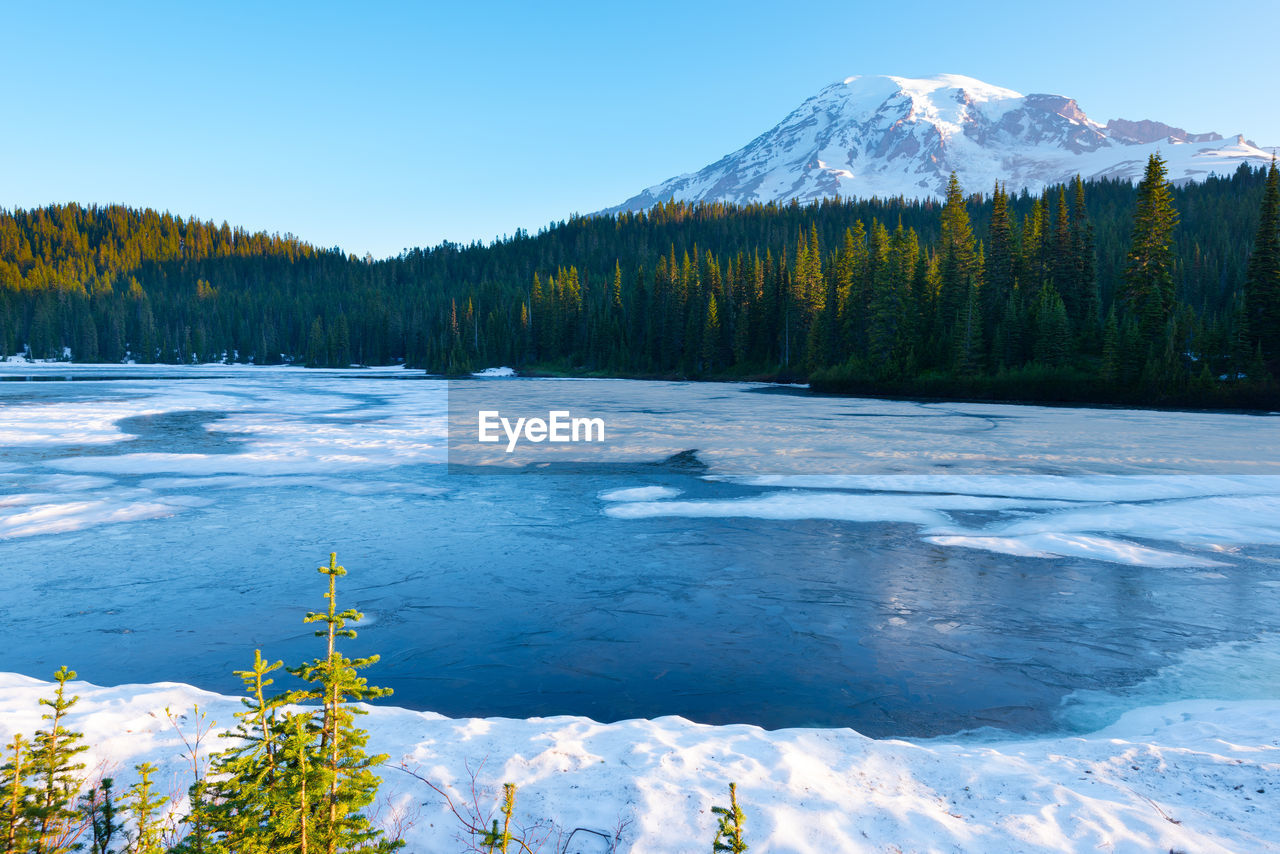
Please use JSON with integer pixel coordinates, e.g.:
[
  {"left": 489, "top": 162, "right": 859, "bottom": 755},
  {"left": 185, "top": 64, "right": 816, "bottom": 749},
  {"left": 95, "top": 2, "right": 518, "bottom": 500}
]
[
  {"left": 851, "top": 73, "right": 1024, "bottom": 100},
  {"left": 603, "top": 74, "right": 1272, "bottom": 214}
]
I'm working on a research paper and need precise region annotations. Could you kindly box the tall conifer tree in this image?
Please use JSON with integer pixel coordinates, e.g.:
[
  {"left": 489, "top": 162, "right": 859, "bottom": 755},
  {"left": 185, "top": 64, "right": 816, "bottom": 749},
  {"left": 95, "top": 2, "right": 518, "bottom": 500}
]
[
  {"left": 1244, "top": 158, "right": 1280, "bottom": 369},
  {"left": 1122, "top": 153, "right": 1180, "bottom": 344}
]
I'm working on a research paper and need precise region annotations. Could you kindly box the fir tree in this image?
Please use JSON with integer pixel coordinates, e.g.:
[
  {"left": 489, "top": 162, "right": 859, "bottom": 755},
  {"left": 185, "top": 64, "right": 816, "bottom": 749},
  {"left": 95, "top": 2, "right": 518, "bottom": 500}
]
[
  {"left": 711, "top": 783, "right": 747, "bottom": 854},
  {"left": 1101, "top": 307, "right": 1121, "bottom": 385},
  {"left": 78, "top": 778, "right": 119, "bottom": 854},
  {"left": 994, "top": 293, "right": 1025, "bottom": 370},
  {"left": 29, "top": 666, "right": 89, "bottom": 854},
  {"left": 1244, "top": 158, "right": 1280, "bottom": 369},
  {"left": 1122, "top": 153, "right": 1180, "bottom": 344},
  {"left": 1033, "top": 287, "right": 1070, "bottom": 368},
  {"left": 306, "top": 318, "right": 328, "bottom": 368},
  {"left": 121, "top": 764, "right": 166, "bottom": 854},
  {"left": 702, "top": 293, "right": 722, "bottom": 372},
  {"left": 0, "top": 734, "right": 32, "bottom": 854},
  {"left": 289, "top": 554, "right": 400, "bottom": 854},
  {"left": 983, "top": 183, "right": 1015, "bottom": 337},
  {"left": 1069, "top": 176, "right": 1099, "bottom": 335},
  {"left": 205, "top": 651, "right": 297, "bottom": 852},
  {"left": 938, "top": 173, "right": 981, "bottom": 328},
  {"left": 953, "top": 283, "right": 984, "bottom": 377},
  {"left": 478, "top": 784, "right": 516, "bottom": 854}
]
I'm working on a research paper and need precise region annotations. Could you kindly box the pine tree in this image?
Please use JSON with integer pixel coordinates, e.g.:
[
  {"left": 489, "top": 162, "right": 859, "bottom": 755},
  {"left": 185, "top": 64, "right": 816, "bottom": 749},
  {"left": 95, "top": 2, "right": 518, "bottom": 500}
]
[
  {"left": 938, "top": 173, "right": 981, "bottom": 328},
  {"left": 29, "top": 666, "right": 89, "bottom": 854},
  {"left": 306, "top": 318, "right": 327, "bottom": 368},
  {"left": 702, "top": 293, "right": 722, "bottom": 372},
  {"left": 867, "top": 222, "right": 900, "bottom": 368},
  {"left": 953, "top": 283, "right": 984, "bottom": 377},
  {"left": 78, "top": 778, "right": 119, "bottom": 854},
  {"left": 1101, "top": 307, "right": 1121, "bottom": 385},
  {"left": 478, "top": 784, "right": 516, "bottom": 854},
  {"left": 122, "top": 764, "right": 166, "bottom": 854},
  {"left": 205, "top": 651, "right": 298, "bottom": 853},
  {"left": 983, "top": 183, "right": 1015, "bottom": 337},
  {"left": 1122, "top": 153, "right": 1180, "bottom": 344},
  {"left": 1070, "top": 176, "right": 1099, "bottom": 336},
  {"left": 711, "top": 783, "right": 747, "bottom": 854},
  {"left": 289, "top": 554, "right": 399, "bottom": 854},
  {"left": 994, "top": 293, "right": 1025, "bottom": 370},
  {"left": 277, "top": 711, "right": 318, "bottom": 854},
  {"left": 1019, "top": 197, "right": 1045, "bottom": 289},
  {"left": 1033, "top": 287, "right": 1070, "bottom": 368},
  {"left": 1244, "top": 158, "right": 1280, "bottom": 369},
  {"left": 0, "top": 734, "right": 33, "bottom": 854},
  {"left": 204, "top": 555, "right": 401, "bottom": 854}
]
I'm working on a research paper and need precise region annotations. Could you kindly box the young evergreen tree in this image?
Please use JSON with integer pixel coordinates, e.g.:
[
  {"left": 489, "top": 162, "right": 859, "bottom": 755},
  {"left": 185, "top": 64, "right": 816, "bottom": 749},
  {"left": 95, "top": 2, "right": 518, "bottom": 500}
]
[
  {"left": 204, "top": 650, "right": 295, "bottom": 852},
  {"left": 478, "top": 784, "right": 516, "bottom": 854},
  {"left": 29, "top": 666, "right": 89, "bottom": 854},
  {"left": 78, "top": 778, "right": 119, "bottom": 854},
  {"left": 289, "top": 554, "right": 400, "bottom": 854},
  {"left": 122, "top": 764, "right": 166, "bottom": 854},
  {"left": 711, "top": 783, "right": 747, "bottom": 854},
  {"left": 0, "top": 734, "right": 33, "bottom": 854}
]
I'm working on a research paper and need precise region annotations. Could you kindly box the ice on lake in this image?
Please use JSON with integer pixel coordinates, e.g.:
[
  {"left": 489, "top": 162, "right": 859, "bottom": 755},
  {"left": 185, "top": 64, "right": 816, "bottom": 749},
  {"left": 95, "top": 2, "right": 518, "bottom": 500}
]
[{"left": 1, "top": 365, "right": 1278, "bottom": 736}]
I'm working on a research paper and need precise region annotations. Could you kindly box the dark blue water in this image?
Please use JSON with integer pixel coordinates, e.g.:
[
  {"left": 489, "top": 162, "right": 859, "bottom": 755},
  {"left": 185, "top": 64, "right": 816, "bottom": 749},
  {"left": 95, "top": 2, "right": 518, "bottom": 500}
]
[{"left": 2, "top": 371, "right": 1279, "bottom": 737}]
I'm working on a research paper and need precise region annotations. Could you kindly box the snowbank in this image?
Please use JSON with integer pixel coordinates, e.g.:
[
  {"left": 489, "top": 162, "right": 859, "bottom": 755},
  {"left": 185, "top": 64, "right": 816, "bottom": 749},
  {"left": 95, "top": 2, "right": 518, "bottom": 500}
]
[{"left": 0, "top": 674, "right": 1275, "bottom": 853}]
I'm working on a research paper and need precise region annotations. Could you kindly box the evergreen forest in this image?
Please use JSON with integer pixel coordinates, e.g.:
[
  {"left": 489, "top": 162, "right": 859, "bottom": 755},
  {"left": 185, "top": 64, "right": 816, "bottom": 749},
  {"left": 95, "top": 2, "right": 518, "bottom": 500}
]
[{"left": 3, "top": 155, "right": 1279, "bottom": 407}]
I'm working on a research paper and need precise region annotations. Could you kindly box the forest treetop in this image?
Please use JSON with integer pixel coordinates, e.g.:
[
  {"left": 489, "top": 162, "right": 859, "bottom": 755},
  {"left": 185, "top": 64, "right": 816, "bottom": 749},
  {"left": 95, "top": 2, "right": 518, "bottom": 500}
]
[{"left": 2, "top": 157, "right": 1277, "bottom": 408}]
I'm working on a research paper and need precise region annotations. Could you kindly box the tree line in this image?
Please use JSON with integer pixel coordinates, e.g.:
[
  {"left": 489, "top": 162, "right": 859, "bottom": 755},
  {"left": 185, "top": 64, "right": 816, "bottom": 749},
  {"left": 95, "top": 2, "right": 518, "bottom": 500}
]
[{"left": 1, "top": 156, "right": 1278, "bottom": 406}]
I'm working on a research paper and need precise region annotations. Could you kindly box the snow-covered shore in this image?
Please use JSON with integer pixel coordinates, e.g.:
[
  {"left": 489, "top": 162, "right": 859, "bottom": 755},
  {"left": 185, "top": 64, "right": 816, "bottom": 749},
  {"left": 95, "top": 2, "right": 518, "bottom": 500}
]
[{"left": 1, "top": 673, "right": 1275, "bottom": 853}]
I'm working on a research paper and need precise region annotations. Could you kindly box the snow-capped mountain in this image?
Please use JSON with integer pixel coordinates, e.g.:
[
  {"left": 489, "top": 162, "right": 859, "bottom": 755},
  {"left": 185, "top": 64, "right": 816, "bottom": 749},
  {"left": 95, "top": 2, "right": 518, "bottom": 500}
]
[{"left": 604, "top": 74, "right": 1275, "bottom": 212}]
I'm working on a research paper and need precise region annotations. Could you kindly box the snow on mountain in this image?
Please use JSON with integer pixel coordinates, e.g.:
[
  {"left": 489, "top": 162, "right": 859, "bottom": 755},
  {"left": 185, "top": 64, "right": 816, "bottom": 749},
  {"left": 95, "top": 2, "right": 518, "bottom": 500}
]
[{"left": 604, "top": 73, "right": 1276, "bottom": 212}]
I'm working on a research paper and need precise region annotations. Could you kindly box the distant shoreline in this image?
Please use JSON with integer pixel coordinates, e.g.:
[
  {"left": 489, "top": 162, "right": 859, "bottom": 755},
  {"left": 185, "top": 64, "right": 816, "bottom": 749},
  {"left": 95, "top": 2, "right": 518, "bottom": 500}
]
[{"left": 3, "top": 359, "right": 1278, "bottom": 415}]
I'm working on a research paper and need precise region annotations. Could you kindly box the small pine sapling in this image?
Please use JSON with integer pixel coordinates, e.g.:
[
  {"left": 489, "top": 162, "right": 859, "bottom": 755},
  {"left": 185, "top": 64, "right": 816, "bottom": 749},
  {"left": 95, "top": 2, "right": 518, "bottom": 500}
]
[
  {"left": 289, "top": 552, "right": 400, "bottom": 854},
  {"left": 479, "top": 783, "right": 516, "bottom": 854},
  {"left": 1, "top": 733, "right": 32, "bottom": 854},
  {"left": 278, "top": 710, "right": 317, "bottom": 854},
  {"left": 122, "top": 764, "right": 166, "bottom": 854},
  {"left": 30, "top": 666, "right": 90, "bottom": 854},
  {"left": 711, "top": 782, "right": 747, "bottom": 854},
  {"left": 205, "top": 649, "right": 297, "bottom": 851},
  {"left": 78, "top": 777, "right": 119, "bottom": 854}
]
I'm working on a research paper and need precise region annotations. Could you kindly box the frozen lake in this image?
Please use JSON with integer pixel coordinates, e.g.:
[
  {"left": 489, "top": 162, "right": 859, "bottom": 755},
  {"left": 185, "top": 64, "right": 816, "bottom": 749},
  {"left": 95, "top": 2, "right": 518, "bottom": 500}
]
[{"left": 2, "top": 365, "right": 1279, "bottom": 737}]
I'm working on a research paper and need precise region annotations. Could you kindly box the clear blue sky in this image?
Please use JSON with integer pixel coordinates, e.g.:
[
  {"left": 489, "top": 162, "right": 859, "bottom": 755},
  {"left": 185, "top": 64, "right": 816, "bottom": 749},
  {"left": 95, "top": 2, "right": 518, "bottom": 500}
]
[{"left": 3, "top": 0, "right": 1276, "bottom": 258}]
